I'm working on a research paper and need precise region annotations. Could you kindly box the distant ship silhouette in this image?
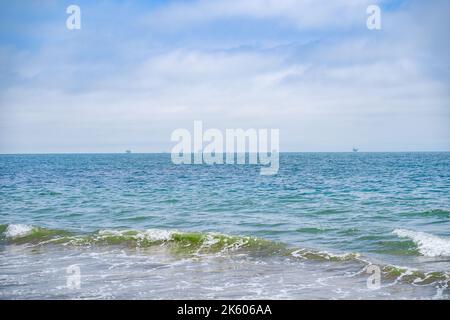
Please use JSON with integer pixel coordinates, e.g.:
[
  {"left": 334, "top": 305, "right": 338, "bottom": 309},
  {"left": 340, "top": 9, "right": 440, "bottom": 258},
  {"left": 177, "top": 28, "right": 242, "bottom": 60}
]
[
  {"left": 352, "top": 148, "right": 359, "bottom": 152},
  {"left": 125, "top": 150, "right": 132, "bottom": 154}
]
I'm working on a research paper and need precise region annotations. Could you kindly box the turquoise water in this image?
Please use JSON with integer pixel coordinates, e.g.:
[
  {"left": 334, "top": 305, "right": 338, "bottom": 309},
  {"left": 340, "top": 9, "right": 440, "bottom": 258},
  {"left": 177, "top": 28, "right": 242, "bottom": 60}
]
[{"left": 0, "top": 153, "right": 449, "bottom": 299}]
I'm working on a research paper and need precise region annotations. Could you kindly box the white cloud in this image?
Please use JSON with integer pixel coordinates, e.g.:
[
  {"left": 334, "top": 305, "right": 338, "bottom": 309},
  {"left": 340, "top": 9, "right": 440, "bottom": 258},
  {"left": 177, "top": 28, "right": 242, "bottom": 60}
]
[
  {"left": 144, "top": 0, "right": 378, "bottom": 30},
  {"left": 0, "top": 0, "right": 449, "bottom": 152}
]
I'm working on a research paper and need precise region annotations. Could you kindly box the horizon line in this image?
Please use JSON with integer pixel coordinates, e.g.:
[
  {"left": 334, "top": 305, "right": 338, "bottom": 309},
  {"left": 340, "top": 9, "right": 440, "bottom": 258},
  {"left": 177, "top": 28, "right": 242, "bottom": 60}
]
[{"left": 1, "top": 151, "right": 450, "bottom": 155}]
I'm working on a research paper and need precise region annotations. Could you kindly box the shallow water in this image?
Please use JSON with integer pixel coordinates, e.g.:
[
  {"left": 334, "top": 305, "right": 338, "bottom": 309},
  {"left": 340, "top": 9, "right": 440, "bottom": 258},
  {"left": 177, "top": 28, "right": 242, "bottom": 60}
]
[{"left": 0, "top": 153, "right": 449, "bottom": 299}]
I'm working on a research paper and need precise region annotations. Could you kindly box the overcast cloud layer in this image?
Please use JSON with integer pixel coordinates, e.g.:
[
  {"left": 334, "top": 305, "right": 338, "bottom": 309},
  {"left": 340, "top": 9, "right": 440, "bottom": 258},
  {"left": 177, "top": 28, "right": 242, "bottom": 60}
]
[{"left": 0, "top": 0, "right": 449, "bottom": 153}]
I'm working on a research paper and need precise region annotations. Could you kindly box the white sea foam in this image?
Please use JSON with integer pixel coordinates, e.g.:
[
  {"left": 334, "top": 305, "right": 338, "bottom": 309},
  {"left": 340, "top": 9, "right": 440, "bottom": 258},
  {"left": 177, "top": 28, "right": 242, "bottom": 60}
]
[
  {"left": 5, "top": 224, "right": 34, "bottom": 238},
  {"left": 393, "top": 229, "right": 450, "bottom": 257},
  {"left": 290, "top": 248, "right": 360, "bottom": 261},
  {"left": 97, "top": 229, "right": 175, "bottom": 241},
  {"left": 142, "top": 229, "right": 175, "bottom": 241}
]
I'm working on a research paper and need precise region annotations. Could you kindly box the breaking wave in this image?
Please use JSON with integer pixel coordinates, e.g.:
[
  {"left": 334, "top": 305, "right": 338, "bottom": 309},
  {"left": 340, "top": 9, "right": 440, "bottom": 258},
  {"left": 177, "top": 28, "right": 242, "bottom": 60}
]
[
  {"left": 1, "top": 224, "right": 449, "bottom": 288},
  {"left": 393, "top": 229, "right": 450, "bottom": 257}
]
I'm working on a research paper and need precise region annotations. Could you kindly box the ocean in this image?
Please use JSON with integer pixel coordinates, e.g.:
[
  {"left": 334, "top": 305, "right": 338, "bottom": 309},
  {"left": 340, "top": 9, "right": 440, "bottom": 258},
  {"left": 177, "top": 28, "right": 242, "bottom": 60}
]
[{"left": 0, "top": 152, "right": 449, "bottom": 299}]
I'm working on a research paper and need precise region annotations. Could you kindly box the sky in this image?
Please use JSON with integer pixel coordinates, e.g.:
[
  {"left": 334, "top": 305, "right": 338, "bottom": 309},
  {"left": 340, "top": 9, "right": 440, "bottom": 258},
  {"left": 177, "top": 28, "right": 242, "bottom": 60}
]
[{"left": 0, "top": 0, "right": 449, "bottom": 153}]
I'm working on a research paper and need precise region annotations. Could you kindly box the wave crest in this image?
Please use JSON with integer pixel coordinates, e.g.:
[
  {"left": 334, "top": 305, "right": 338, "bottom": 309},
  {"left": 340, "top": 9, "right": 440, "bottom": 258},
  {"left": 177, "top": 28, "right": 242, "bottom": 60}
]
[
  {"left": 4, "top": 224, "right": 34, "bottom": 238},
  {"left": 393, "top": 229, "right": 450, "bottom": 257}
]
